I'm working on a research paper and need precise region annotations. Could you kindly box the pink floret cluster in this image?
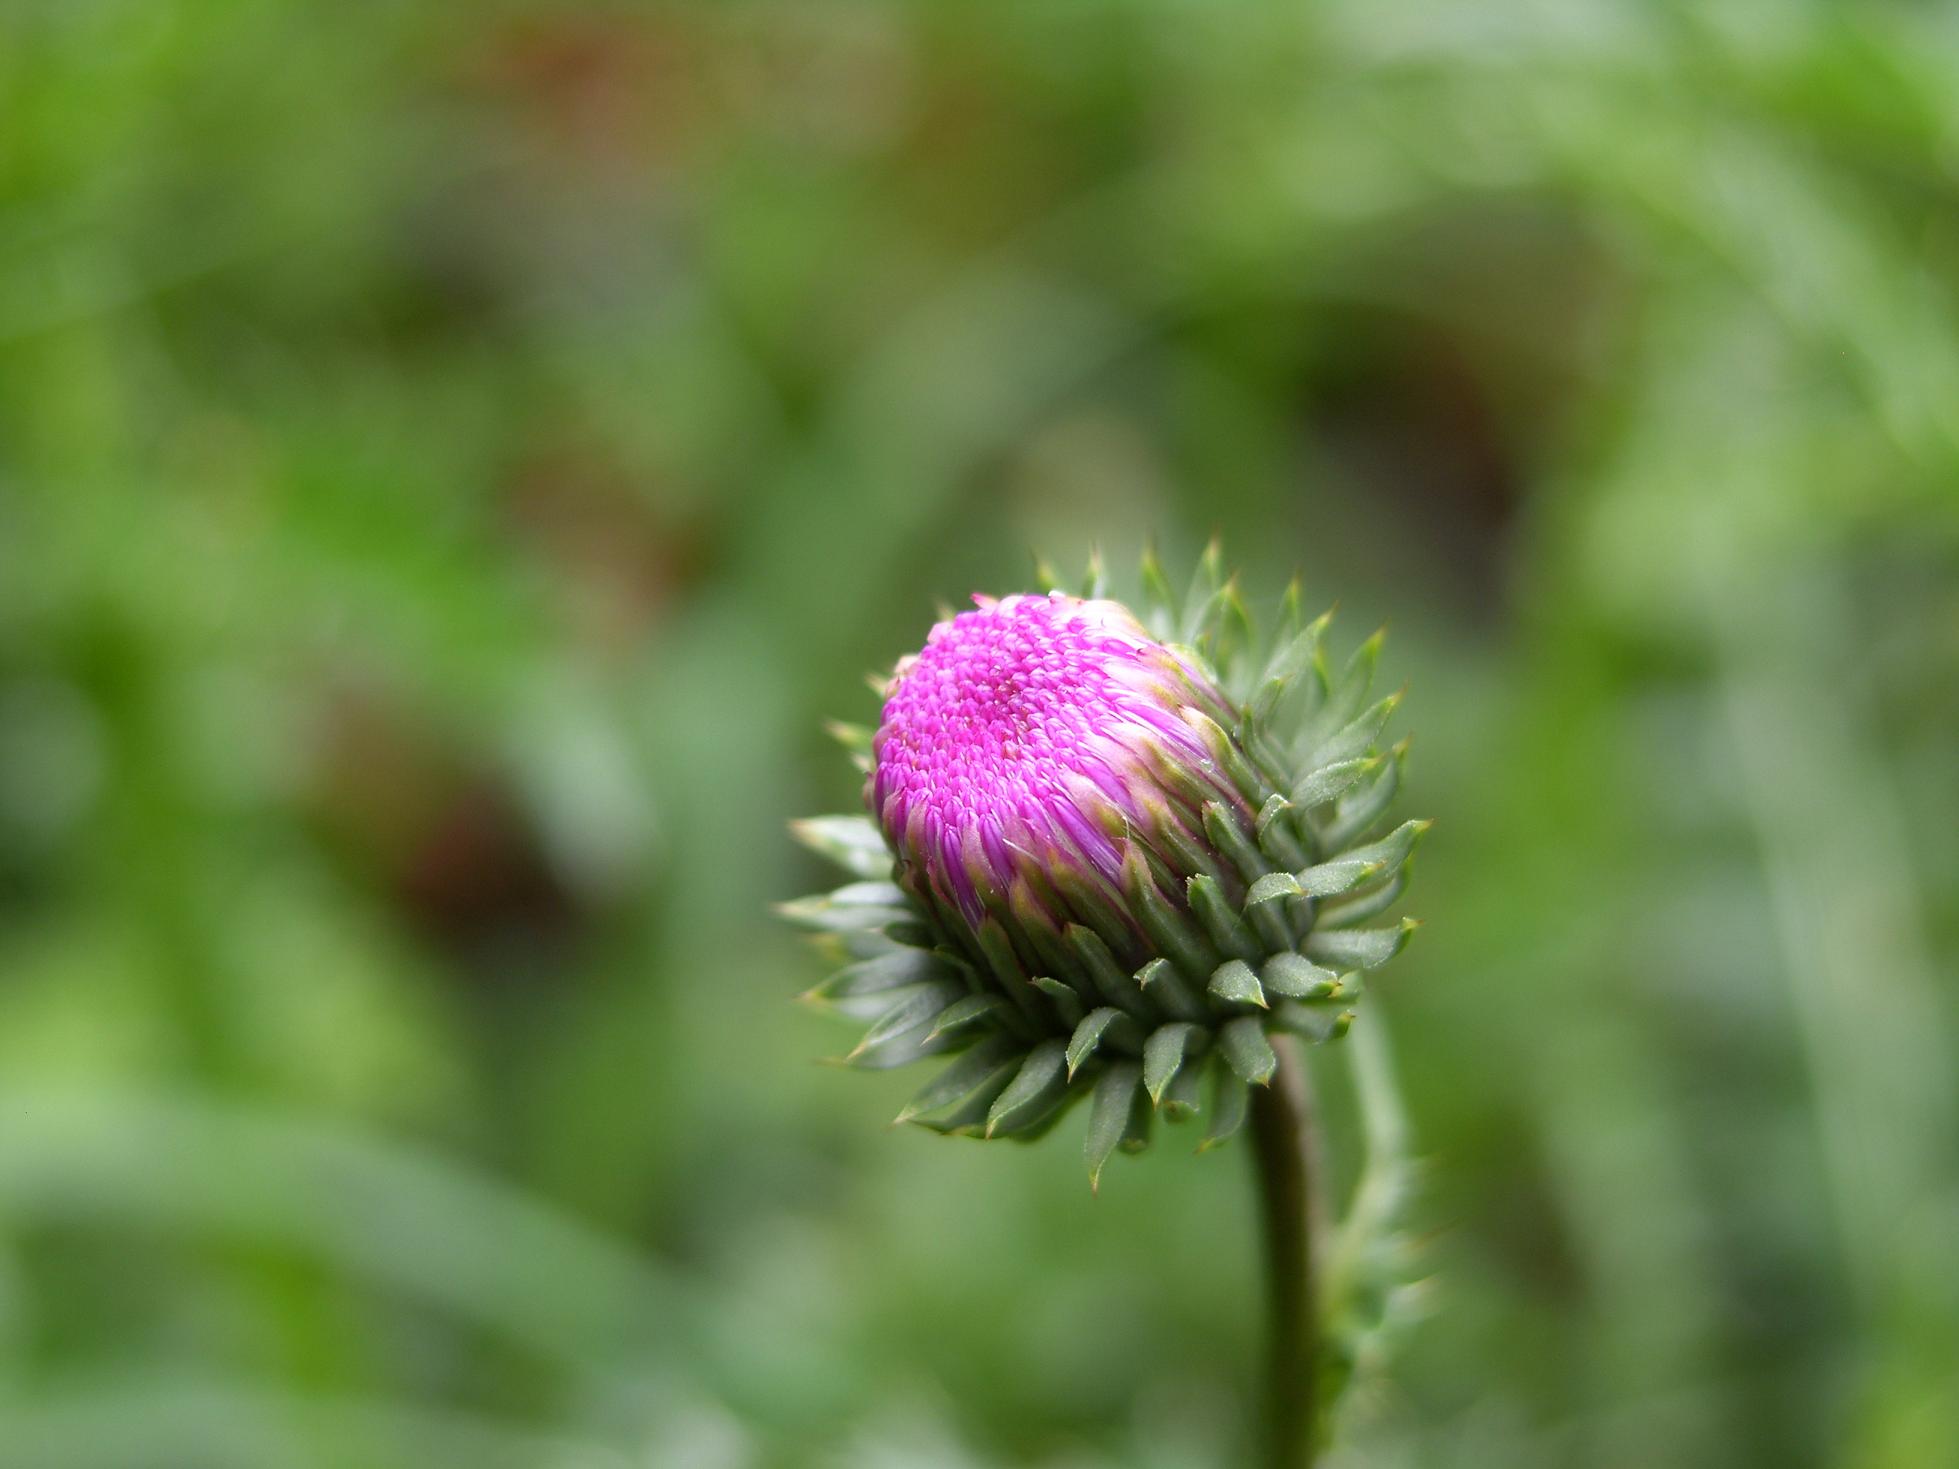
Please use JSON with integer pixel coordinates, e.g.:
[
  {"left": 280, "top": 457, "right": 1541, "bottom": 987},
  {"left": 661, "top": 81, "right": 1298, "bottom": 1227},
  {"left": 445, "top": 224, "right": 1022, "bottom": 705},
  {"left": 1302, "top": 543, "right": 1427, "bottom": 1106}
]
[{"left": 869, "top": 593, "right": 1224, "bottom": 923}]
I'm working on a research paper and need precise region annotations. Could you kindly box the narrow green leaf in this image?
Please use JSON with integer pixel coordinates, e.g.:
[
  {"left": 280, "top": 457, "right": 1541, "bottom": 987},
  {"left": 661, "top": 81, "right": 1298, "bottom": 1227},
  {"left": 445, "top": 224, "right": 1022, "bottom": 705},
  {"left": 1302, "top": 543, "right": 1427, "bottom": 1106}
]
[
  {"left": 1083, "top": 547, "right": 1108, "bottom": 600},
  {"left": 1321, "top": 738, "right": 1405, "bottom": 850},
  {"left": 1291, "top": 854, "right": 1386, "bottom": 900},
  {"left": 1122, "top": 847, "right": 1220, "bottom": 980},
  {"left": 850, "top": 981, "right": 965, "bottom": 1060},
  {"left": 1162, "top": 1060, "right": 1206, "bottom": 1120},
  {"left": 1180, "top": 537, "right": 1226, "bottom": 645},
  {"left": 1273, "top": 1000, "right": 1355, "bottom": 1045},
  {"left": 927, "top": 993, "right": 1007, "bottom": 1042},
  {"left": 987, "top": 1040, "right": 1069, "bottom": 1136},
  {"left": 1337, "top": 819, "right": 1431, "bottom": 878},
  {"left": 788, "top": 816, "right": 891, "bottom": 879},
  {"left": 1317, "top": 870, "right": 1407, "bottom": 928},
  {"left": 1292, "top": 756, "right": 1379, "bottom": 810},
  {"left": 804, "top": 947, "right": 950, "bottom": 1003},
  {"left": 1208, "top": 958, "right": 1268, "bottom": 1009},
  {"left": 1067, "top": 1007, "right": 1144, "bottom": 1078},
  {"left": 1135, "top": 957, "right": 1207, "bottom": 1021},
  {"left": 1187, "top": 875, "right": 1261, "bottom": 962},
  {"left": 1144, "top": 1022, "right": 1203, "bottom": 1103},
  {"left": 1085, "top": 1061, "right": 1143, "bottom": 1188},
  {"left": 1202, "top": 801, "right": 1271, "bottom": 886},
  {"left": 1260, "top": 951, "right": 1339, "bottom": 999},
  {"left": 1063, "top": 924, "right": 1150, "bottom": 1017},
  {"left": 1316, "top": 629, "right": 1385, "bottom": 739},
  {"left": 1253, "top": 795, "right": 1311, "bottom": 868},
  {"left": 1305, "top": 918, "right": 1417, "bottom": 971},
  {"left": 895, "top": 1036, "right": 1022, "bottom": 1123},
  {"left": 1032, "top": 976, "right": 1087, "bottom": 1026},
  {"left": 1201, "top": 1060, "right": 1250, "bottom": 1150},
  {"left": 1139, "top": 541, "right": 1179, "bottom": 637},
  {"left": 1246, "top": 871, "right": 1303, "bottom": 907},
  {"left": 1218, "top": 1015, "right": 1278, "bottom": 1085},
  {"left": 777, "top": 888, "right": 911, "bottom": 934},
  {"left": 1307, "top": 692, "right": 1400, "bottom": 772}
]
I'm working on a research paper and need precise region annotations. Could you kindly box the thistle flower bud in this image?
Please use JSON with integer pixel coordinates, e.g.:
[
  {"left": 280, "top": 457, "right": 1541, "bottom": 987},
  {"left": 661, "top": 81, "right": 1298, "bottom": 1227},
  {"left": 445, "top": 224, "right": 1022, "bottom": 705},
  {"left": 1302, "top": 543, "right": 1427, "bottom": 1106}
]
[{"left": 787, "top": 551, "right": 1426, "bottom": 1184}]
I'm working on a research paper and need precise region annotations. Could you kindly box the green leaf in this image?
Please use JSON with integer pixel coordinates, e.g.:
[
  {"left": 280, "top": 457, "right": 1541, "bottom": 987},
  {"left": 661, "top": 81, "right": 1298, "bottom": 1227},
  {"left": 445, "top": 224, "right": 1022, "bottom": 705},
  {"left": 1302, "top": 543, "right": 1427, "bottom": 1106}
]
[
  {"left": 1200, "top": 1060, "right": 1250, "bottom": 1150},
  {"left": 777, "top": 887, "right": 912, "bottom": 933},
  {"left": 1251, "top": 610, "right": 1331, "bottom": 724},
  {"left": 1122, "top": 848, "right": 1220, "bottom": 981},
  {"left": 1317, "top": 871, "right": 1407, "bottom": 929},
  {"left": 1307, "top": 692, "right": 1400, "bottom": 772},
  {"left": 1293, "top": 755, "right": 1379, "bottom": 810},
  {"left": 895, "top": 1035, "right": 1023, "bottom": 1123},
  {"left": 1253, "top": 794, "right": 1310, "bottom": 868},
  {"left": 987, "top": 1040, "right": 1069, "bottom": 1136},
  {"left": 1273, "top": 1000, "right": 1354, "bottom": 1045},
  {"left": 1218, "top": 1016, "right": 1278, "bottom": 1085},
  {"left": 1305, "top": 918, "right": 1417, "bottom": 971},
  {"left": 1139, "top": 541, "right": 1179, "bottom": 637},
  {"left": 1082, "top": 547, "right": 1109, "bottom": 600},
  {"left": 927, "top": 993, "right": 1008, "bottom": 1042},
  {"left": 1291, "top": 854, "right": 1386, "bottom": 899},
  {"left": 804, "top": 947, "right": 951, "bottom": 1003},
  {"left": 1246, "top": 871, "right": 1303, "bottom": 907},
  {"left": 850, "top": 981, "right": 965, "bottom": 1061},
  {"left": 1162, "top": 1060, "right": 1206, "bottom": 1120},
  {"left": 1135, "top": 957, "right": 1207, "bottom": 1021},
  {"left": 1201, "top": 801, "right": 1271, "bottom": 886},
  {"left": 1208, "top": 958, "right": 1267, "bottom": 1009},
  {"left": 1337, "top": 819, "right": 1431, "bottom": 878},
  {"left": 1144, "top": 1022, "right": 1203, "bottom": 1103},
  {"left": 788, "top": 816, "right": 892, "bottom": 879},
  {"left": 1085, "top": 1061, "right": 1143, "bottom": 1188},
  {"left": 1187, "top": 875, "right": 1261, "bottom": 962},
  {"left": 1260, "top": 951, "right": 1338, "bottom": 999},
  {"left": 1032, "top": 976, "right": 1087, "bottom": 1026},
  {"left": 1067, "top": 1007, "right": 1144, "bottom": 1078},
  {"left": 1063, "top": 924, "right": 1151, "bottom": 1017},
  {"left": 1180, "top": 537, "right": 1226, "bottom": 645},
  {"left": 1320, "top": 738, "right": 1405, "bottom": 851},
  {"left": 1316, "top": 629, "right": 1385, "bottom": 739}
]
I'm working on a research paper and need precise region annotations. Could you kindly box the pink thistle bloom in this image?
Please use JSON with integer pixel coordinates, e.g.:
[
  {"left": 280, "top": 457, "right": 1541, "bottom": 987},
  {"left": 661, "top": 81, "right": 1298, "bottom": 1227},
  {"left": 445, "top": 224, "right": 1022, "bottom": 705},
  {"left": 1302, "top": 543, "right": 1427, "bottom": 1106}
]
[{"left": 870, "top": 593, "right": 1247, "bottom": 946}]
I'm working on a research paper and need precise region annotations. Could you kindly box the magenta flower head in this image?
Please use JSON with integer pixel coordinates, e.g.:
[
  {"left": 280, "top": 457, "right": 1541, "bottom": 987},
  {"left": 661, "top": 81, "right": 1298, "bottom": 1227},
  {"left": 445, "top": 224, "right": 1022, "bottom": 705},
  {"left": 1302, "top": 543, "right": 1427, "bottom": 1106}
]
[{"left": 786, "top": 548, "right": 1427, "bottom": 1184}]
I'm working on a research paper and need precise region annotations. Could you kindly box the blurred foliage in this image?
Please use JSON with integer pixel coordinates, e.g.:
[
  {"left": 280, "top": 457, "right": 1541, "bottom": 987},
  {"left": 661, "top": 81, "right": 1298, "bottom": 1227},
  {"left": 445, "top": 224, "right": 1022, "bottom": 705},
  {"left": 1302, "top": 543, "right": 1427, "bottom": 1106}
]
[{"left": 2, "top": 1, "right": 1957, "bottom": 1466}]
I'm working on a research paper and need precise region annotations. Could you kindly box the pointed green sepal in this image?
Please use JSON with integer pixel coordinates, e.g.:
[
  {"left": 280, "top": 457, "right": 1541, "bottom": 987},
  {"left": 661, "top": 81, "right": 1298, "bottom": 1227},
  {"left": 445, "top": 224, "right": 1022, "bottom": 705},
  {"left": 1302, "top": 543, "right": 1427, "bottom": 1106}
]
[
  {"left": 849, "top": 980, "right": 966, "bottom": 1062},
  {"left": 1067, "top": 1006, "right": 1145, "bottom": 1078},
  {"left": 1086, "top": 1061, "right": 1144, "bottom": 1188},
  {"left": 802, "top": 947, "right": 953, "bottom": 1004},
  {"left": 1144, "top": 1021, "right": 1203, "bottom": 1104},
  {"left": 789, "top": 816, "right": 892, "bottom": 879},
  {"left": 1199, "top": 1059, "right": 1251, "bottom": 1150},
  {"left": 1208, "top": 958, "right": 1268, "bottom": 1009},
  {"left": 927, "top": 993, "right": 1010, "bottom": 1043},
  {"left": 1187, "top": 875, "right": 1262, "bottom": 961},
  {"left": 1305, "top": 917, "right": 1418, "bottom": 971},
  {"left": 987, "top": 1040, "right": 1070, "bottom": 1136},
  {"left": 894, "top": 1035, "right": 1023, "bottom": 1123},
  {"left": 1259, "top": 951, "right": 1339, "bottom": 999},
  {"left": 1218, "top": 1015, "right": 1278, "bottom": 1086}
]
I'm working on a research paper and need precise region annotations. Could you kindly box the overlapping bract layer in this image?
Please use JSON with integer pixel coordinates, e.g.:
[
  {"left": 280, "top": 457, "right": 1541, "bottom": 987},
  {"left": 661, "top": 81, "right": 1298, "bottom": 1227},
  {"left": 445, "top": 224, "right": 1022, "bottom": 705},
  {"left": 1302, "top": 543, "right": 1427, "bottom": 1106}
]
[{"left": 786, "top": 550, "right": 1427, "bottom": 1185}]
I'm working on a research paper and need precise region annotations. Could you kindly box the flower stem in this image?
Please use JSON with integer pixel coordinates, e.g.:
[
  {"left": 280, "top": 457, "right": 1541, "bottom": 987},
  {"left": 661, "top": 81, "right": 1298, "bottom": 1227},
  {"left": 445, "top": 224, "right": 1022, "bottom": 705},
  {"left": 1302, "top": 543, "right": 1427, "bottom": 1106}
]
[{"left": 1248, "top": 1038, "right": 1323, "bottom": 1469}]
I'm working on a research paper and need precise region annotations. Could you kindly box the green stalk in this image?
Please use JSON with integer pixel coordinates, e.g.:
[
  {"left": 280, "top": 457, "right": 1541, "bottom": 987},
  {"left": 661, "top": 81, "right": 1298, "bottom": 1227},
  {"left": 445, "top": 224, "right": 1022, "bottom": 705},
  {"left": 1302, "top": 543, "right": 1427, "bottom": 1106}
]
[{"left": 1248, "top": 1038, "right": 1324, "bottom": 1469}]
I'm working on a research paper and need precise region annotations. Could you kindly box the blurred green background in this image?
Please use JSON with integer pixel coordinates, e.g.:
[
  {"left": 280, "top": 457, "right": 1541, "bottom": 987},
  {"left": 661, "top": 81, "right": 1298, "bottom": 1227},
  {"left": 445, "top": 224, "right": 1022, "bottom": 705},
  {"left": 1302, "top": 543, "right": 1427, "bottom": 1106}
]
[{"left": 3, "top": 2, "right": 1957, "bottom": 1466}]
